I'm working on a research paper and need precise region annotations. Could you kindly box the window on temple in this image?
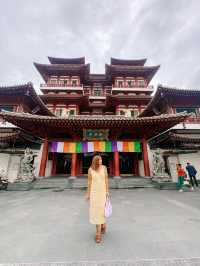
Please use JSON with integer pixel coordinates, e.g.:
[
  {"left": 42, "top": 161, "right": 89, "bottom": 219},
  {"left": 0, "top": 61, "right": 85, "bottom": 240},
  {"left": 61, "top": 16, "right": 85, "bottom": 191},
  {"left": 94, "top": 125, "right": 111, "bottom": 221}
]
[
  {"left": 119, "top": 110, "right": 125, "bottom": 115},
  {"left": 138, "top": 79, "right": 145, "bottom": 87},
  {"left": 127, "top": 80, "right": 132, "bottom": 87},
  {"left": 49, "top": 78, "right": 58, "bottom": 85},
  {"left": 93, "top": 87, "right": 102, "bottom": 96},
  {"left": 130, "top": 110, "right": 139, "bottom": 118},
  {"left": 63, "top": 80, "right": 68, "bottom": 86},
  {"left": 71, "top": 80, "right": 78, "bottom": 86},
  {"left": 55, "top": 108, "right": 66, "bottom": 116},
  {"left": 69, "top": 109, "right": 75, "bottom": 116},
  {"left": 117, "top": 80, "right": 123, "bottom": 87},
  {"left": 176, "top": 107, "right": 197, "bottom": 115}
]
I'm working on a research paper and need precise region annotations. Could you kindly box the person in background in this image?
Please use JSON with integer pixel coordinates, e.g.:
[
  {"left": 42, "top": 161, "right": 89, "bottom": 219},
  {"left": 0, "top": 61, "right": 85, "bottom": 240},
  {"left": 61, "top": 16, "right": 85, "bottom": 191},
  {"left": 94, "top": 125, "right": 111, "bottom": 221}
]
[
  {"left": 177, "top": 164, "right": 186, "bottom": 192},
  {"left": 186, "top": 162, "right": 198, "bottom": 191}
]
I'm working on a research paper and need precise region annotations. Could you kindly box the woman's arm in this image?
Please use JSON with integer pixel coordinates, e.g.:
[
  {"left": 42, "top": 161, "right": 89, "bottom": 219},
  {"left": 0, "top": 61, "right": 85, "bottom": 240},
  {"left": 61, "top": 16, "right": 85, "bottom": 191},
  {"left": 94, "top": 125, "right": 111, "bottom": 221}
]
[{"left": 85, "top": 168, "right": 92, "bottom": 200}]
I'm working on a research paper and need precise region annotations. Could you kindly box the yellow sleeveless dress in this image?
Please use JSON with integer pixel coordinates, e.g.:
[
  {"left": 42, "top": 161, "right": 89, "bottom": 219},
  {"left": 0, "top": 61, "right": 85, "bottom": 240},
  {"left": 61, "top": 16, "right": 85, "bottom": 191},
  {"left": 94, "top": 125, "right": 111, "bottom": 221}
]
[{"left": 89, "top": 166, "right": 107, "bottom": 224}]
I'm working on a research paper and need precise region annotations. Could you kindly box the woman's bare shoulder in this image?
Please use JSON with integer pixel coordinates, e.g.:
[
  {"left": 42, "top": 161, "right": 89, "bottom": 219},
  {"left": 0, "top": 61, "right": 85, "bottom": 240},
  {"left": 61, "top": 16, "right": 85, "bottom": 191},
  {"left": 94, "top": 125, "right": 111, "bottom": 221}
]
[{"left": 102, "top": 165, "right": 107, "bottom": 171}]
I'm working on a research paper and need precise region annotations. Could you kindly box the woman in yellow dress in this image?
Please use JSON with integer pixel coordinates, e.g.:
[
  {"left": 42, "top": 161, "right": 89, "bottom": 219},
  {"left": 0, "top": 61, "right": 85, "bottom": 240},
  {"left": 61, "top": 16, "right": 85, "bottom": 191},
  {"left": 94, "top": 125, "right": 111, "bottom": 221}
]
[{"left": 85, "top": 155, "right": 109, "bottom": 243}]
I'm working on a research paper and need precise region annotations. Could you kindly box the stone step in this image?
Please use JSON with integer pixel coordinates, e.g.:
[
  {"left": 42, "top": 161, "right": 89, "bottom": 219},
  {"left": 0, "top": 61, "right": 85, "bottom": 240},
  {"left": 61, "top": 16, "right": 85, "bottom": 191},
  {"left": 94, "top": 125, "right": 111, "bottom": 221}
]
[
  {"left": 33, "top": 177, "right": 155, "bottom": 190},
  {"left": 152, "top": 180, "right": 196, "bottom": 191},
  {"left": 7, "top": 181, "right": 34, "bottom": 191},
  {"left": 33, "top": 178, "right": 68, "bottom": 189},
  {"left": 152, "top": 180, "right": 177, "bottom": 190}
]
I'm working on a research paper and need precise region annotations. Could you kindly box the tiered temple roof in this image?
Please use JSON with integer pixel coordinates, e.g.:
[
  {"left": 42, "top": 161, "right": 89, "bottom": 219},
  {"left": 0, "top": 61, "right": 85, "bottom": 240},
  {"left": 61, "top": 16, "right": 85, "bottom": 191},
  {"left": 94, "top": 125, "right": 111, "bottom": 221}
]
[
  {"left": 140, "top": 85, "right": 200, "bottom": 117},
  {"left": 35, "top": 56, "right": 159, "bottom": 85},
  {"left": 106, "top": 58, "right": 159, "bottom": 84},
  {"left": 0, "top": 83, "right": 54, "bottom": 116},
  {"left": 34, "top": 62, "right": 90, "bottom": 83},
  {"left": 170, "top": 133, "right": 200, "bottom": 143},
  {"left": 0, "top": 111, "right": 189, "bottom": 139},
  {"left": 149, "top": 129, "right": 200, "bottom": 149}
]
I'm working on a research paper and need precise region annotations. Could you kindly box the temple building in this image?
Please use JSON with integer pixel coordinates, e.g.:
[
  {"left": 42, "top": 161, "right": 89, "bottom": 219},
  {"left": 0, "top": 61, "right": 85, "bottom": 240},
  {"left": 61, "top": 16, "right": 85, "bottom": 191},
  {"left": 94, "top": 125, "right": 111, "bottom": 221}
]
[
  {"left": 141, "top": 85, "right": 200, "bottom": 181},
  {"left": 0, "top": 57, "right": 193, "bottom": 185}
]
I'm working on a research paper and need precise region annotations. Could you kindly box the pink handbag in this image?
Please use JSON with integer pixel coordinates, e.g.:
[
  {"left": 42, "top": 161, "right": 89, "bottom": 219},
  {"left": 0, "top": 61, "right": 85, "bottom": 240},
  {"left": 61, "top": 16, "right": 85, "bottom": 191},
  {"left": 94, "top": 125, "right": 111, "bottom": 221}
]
[{"left": 104, "top": 195, "right": 112, "bottom": 218}]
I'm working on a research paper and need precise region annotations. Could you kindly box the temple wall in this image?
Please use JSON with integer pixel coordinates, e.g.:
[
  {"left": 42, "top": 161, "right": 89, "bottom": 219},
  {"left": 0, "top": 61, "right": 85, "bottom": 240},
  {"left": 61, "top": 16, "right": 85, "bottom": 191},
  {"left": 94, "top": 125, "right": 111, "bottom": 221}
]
[
  {"left": 0, "top": 149, "right": 42, "bottom": 183},
  {"left": 167, "top": 155, "right": 179, "bottom": 182},
  {"left": 139, "top": 159, "right": 144, "bottom": 177},
  {"left": 34, "top": 145, "right": 43, "bottom": 177},
  {"left": 0, "top": 153, "right": 10, "bottom": 177},
  {"left": 148, "top": 145, "right": 153, "bottom": 176},
  {"left": 45, "top": 159, "right": 52, "bottom": 177},
  {"left": 0, "top": 153, "right": 21, "bottom": 183},
  {"left": 7, "top": 155, "right": 21, "bottom": 183}
]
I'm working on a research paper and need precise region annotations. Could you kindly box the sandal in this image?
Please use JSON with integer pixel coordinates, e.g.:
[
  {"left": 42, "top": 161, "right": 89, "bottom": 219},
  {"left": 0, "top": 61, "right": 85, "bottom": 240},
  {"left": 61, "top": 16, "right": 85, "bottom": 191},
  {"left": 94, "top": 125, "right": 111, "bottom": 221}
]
[
  {"left": 95, "top": 233, "right": 101, "bottom": 243},
  {"left": 101, "top": 224, "right": 106, "bottom": 234}
]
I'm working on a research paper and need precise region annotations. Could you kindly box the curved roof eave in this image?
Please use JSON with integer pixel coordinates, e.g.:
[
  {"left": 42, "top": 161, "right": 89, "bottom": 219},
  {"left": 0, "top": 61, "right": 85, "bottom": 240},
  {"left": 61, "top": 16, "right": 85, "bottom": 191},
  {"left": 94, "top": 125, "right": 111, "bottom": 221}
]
[
  {"left": 111, "top": 57, "right": 147, "bottom": 66},
  {"left": 0, "top": 111, "right": 189, "bottom": 139},
  {"left": 48, "top": 56, "right": 85, "bottom": 65}
]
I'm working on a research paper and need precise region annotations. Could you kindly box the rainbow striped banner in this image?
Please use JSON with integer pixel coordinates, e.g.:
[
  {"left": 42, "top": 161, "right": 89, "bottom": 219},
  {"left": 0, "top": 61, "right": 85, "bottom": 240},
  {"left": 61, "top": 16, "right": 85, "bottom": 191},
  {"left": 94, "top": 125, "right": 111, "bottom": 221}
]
[{"left": 50, "top": 141, "right": 141, "bottom": 153}]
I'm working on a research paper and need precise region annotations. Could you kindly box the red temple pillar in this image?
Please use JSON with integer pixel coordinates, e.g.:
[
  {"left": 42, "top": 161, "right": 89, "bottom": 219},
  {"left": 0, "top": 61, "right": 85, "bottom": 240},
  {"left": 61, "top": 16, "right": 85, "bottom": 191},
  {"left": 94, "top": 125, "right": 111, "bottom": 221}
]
[
  {"left": 39, "top": 138, "right": 49, "bottom": 177},
  {"left": 142, "top": 138, "right": 150, "bottom": 177},
  {"left": 114, "top": 151, "right": 120, "bottom": 178},
  {"left": 70, "top": 153, "right": 77, "bottom": 178},
  {"left": 76, "top": 154, "right": 80, "bottom": 177},
  {"left": 79, "top": 156, "right": 83, "bottom": 176}
]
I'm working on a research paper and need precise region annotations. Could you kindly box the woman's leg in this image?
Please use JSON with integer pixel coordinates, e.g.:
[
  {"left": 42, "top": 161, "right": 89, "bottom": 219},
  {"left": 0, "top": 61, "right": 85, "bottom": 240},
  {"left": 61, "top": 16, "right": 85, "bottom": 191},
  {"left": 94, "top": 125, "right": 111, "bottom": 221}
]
[
  {"left": 95, "top": 225, "right": 102, "bottom": 243},
  {"left": 101, "top": 223, "right": 106, "bottom": 233},
  {"left": 96, "top": 224, "right": 101, "bottom": 235}
]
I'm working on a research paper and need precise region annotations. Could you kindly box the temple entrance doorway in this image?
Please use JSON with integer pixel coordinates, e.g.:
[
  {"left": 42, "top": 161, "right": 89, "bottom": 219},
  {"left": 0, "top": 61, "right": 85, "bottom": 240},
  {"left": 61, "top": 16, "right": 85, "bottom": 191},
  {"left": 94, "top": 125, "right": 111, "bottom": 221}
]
[
  {"left": 82, "top": 153, "right": 110, "bottom": 175},
  {"left": 56, "top": 153, "right": 71, "bottom": 175},
  {"left": 120, "top": 152, "right": 134, "bottom": 176}
]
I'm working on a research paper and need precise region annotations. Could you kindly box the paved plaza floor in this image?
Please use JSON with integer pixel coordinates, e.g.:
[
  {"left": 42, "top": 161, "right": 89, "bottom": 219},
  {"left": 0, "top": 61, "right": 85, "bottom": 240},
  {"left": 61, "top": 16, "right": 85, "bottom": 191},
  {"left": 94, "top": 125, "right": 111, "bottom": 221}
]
[{"left": 1, "top": 188, "right": 200, "bottom": 265}]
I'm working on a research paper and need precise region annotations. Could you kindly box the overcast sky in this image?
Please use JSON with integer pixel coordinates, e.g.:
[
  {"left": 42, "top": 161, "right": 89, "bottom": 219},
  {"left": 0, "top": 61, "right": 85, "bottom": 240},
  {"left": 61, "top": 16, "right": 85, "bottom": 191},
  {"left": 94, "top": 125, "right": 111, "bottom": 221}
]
[{"left": 0, "top": 0, "right": 200, "bottom": 92}]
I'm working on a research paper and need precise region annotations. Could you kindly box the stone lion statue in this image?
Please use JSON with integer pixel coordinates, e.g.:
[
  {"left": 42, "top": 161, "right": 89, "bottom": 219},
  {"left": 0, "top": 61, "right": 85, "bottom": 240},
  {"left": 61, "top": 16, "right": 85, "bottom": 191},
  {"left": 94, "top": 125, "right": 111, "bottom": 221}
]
[
  {"left": 152, "top": 150, "right": 168, "bottom": 179},
  {"left": 17, "top": 147, "right": 35, "bottom": 182}
]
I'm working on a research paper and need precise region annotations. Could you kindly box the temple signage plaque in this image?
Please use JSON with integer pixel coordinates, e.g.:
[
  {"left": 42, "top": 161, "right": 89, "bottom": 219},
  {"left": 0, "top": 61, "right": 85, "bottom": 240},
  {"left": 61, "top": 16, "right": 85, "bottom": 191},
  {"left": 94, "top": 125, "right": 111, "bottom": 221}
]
[{"left": 83, "top": 129, "right": 109, "bottom": 140}]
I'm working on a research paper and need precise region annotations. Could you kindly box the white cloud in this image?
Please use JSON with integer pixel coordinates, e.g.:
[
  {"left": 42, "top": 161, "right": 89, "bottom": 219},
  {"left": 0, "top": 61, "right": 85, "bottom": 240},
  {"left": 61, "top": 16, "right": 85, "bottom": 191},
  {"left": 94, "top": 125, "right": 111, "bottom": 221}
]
[{"left": 0, "top": 0, "right": 200, "bottom": 90}]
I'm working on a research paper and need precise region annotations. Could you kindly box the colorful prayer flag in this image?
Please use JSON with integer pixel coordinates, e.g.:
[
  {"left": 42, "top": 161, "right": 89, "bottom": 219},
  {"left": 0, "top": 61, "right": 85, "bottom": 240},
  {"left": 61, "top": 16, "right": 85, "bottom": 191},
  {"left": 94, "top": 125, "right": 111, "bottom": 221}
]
[{"left": 50, "top": 140, "right": 141, "bottom": 153}]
